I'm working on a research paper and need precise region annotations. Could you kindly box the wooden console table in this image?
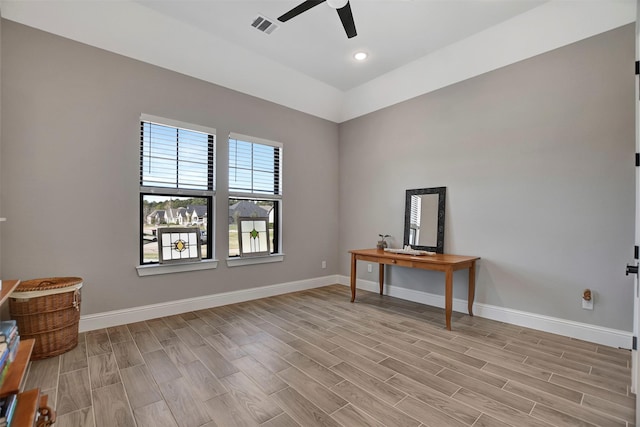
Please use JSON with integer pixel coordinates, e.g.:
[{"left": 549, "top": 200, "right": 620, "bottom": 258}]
[{"left": 349, "top": 249, "right": 480, "bottom": 330}]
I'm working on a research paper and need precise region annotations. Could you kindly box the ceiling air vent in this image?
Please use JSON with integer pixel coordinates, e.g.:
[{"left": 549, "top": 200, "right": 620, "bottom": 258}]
[{"left": 251, "top": 15, "right": 279, "bottom": 34}]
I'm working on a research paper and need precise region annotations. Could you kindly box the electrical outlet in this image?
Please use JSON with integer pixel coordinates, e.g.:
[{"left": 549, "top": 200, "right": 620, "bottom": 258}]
[
  {"left": 367, "top": 264, "right": 372, "bottom": 273},
  {"left": 321, "top": 260, "right": 326, "bottom": 269},
  {"left": 582, "top": 298, "right": 593, "bottom": 310}
]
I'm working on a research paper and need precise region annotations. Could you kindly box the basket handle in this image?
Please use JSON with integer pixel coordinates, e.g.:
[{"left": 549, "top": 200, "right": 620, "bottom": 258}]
[{"left": 38, "top": 281, "right": 54, "bottom": 287}]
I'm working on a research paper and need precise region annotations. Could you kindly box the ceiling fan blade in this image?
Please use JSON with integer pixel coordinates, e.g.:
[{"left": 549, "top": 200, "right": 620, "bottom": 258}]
[
  {"left": 278, "top": 0, "right": 326, "bottom": 22},
  {"left": 336, "top": 2, "right": 357, "bottom": 38}
]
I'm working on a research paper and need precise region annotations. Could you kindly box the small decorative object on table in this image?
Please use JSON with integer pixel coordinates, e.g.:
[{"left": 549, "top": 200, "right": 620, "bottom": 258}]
[{"left": 377, "top": 234, "right": 390, "bottom": 250}]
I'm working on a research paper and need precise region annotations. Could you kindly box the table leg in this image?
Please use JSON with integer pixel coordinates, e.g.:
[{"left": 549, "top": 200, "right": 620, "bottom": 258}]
[
  {"left": 445, "top": 267, "right": 453, "bottom": 331},
  {"left": 468, "top": 261, "right": 476, "bottom": 317},
  {"left": 379, "top": 264, "right": 385, "bottom": 295},
  {"left": 350, "top": 254, "right": 357, "bottom": 302}
]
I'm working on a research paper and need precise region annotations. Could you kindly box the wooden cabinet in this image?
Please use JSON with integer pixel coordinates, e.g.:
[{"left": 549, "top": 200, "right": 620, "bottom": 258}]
[
  {"left": 12, "top": 389, "right": 39, "bottom": 427},
  {"left": 0, "top": 280, "right": 55, "bottom": 426}
]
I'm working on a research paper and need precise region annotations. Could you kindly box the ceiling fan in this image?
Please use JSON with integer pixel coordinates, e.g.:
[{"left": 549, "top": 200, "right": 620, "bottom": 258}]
[{"left": 278, "top": 0, "right": 357, "bottom": 39}]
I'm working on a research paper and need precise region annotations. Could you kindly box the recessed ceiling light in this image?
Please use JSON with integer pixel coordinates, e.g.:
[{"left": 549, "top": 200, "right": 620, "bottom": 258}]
[{"left": 354, "top": 51, "right": 368, "bottom": 61}]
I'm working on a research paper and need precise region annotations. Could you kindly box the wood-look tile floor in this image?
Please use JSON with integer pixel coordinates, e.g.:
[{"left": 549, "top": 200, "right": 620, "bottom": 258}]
[{"left": 23, "top": 285, "right": 634, "bottom": 427}]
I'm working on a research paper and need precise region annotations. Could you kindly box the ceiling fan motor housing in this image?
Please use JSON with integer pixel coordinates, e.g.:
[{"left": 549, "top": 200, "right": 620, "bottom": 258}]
[
  {"left": 327, "top": 0, "right": 348, "bottom": 9},
  {"left": 278, "top": 0, "right": 357, "bottom": 38}
]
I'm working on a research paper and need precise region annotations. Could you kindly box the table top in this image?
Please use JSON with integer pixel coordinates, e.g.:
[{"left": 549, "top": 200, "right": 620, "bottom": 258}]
[{"left": 349, "top": 248, "right": 479, "bottom": 266}]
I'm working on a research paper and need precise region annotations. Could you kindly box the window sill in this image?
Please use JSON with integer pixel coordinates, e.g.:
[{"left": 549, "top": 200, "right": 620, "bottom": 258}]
[
  {"left": 226, "top": 253, "right": 284, "bottom": 267},
  {"left": 136, "top": 259, "right": 218, "bottom": 276}
]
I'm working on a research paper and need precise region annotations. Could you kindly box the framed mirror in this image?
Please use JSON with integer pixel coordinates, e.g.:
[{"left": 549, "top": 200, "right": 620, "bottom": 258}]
[{"left": 403, "top": 187, "right": 446, "bottom": 253}]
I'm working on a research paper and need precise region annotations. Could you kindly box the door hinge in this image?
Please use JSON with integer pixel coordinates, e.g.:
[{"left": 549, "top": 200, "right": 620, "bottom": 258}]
[
  {"left": 636, "top": 245, "right": 639, "bottom": 260},
  {"left": 634, "top": 336, "right": 638, "bottom": 351},
  {"left": 636, "top": 61, "right": 639, "bottom": 75},
  {"left": 637, "top": 153, "right": 640, "bottom": 167}
]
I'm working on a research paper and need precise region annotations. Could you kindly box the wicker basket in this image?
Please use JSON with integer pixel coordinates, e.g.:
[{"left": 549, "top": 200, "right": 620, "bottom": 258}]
[{"left": 9, "top": 277, "right": 83, "bottom": 360}]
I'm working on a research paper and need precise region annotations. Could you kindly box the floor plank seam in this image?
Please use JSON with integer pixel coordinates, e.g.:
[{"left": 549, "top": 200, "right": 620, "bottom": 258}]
[{"left": 27, "top": 285, "right": 637, "bottom": 427}]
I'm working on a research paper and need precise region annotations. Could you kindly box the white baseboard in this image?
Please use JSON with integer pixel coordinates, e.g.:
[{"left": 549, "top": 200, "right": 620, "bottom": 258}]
[
  {"left": 337, "top": 276, "right": 632, "bottom": 350},
  {"left": 80, "top": 274, "right": 632, "bottom": 350},
  {"left": 79, "top": 275, "right": 340, "bottom": 332}
]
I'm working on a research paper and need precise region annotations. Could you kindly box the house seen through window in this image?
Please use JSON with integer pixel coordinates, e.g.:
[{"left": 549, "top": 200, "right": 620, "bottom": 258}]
[
  {"left": 139, "top": 114, "right": 215, "bottom": 264},
  {"left": 228, "top": 133, "right": 282, "bottom": 257}
]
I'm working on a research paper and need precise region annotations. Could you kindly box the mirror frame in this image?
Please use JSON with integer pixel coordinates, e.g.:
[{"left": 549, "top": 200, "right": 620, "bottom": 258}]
[{"left": 403, "top": 187, "right": 446, "bottom": 254}]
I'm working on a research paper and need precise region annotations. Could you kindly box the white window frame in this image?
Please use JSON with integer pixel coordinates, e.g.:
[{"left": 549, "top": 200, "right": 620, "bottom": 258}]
[
  {"left": 136, "top": 114, "right": 218, "bottom": 276},
  {"left": 227, "top": 132, "right": 284, "bottom": 267}
]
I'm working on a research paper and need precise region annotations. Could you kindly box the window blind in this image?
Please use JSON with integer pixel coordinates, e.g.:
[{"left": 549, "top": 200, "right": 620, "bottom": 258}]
[
  {"left": 229, "top": 133, "right": 281, "bottom": 197},
  {"left": 140, "top": 119, "right": 215, "bottom": 192},
  {"left": 410, "top": 195, "right": 421, "bottom": 227}
]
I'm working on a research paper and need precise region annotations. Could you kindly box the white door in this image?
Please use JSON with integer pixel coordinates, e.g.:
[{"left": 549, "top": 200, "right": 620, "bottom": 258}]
[{"left": 634, "top": 2, "right": 640, "bottom": 420}]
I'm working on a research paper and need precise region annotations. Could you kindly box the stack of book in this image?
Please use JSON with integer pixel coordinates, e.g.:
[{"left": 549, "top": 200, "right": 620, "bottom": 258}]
[
  {"left": 0, "top": 320, "right": 20, "bottom": 426},
  {"left": 0, "top": 394, "right": 16, "bottom": 427}
]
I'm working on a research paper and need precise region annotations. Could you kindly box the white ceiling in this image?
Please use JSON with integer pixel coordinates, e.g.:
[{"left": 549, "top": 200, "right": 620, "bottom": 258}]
[
  {"left": 0, "top": 0, "right": 635, "bottom": 122},
  {"left": 137, "top": 0, "right": 544, "bottom": 91}
]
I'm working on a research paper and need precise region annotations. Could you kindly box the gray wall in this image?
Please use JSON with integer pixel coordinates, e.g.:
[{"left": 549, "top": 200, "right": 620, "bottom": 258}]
[
  {"left": 0, "top": 21, "right": 340, "bottom": 315},
  {"left": 339, "top": 25, "right": 636, "bottom": 331},
  {"left": 0, "top": 19, "right": 635, "bottom": 332}
]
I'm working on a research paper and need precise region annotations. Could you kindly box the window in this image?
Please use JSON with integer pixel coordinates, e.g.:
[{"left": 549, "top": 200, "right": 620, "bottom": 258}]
[
  {"left": 140, "top": 114, "right": 215, "bottom": 265},
  {"left": 228, "top": 133, "right": 281, "bottom": 258}
]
